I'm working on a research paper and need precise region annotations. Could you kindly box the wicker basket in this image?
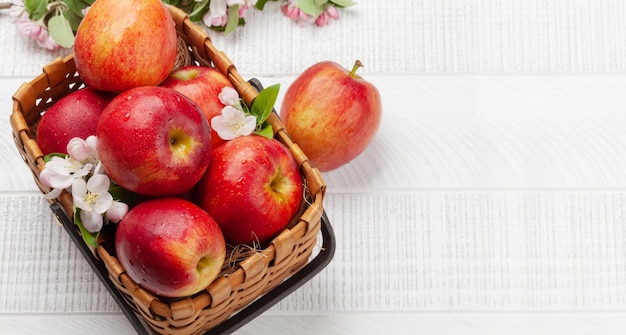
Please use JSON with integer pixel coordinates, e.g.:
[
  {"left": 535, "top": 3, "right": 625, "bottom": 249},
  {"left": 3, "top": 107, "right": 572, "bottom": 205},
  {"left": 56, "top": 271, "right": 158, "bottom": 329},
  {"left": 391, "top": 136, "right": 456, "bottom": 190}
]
[{"left": 10, "top": 5, "right": 333, "bottom": 335}]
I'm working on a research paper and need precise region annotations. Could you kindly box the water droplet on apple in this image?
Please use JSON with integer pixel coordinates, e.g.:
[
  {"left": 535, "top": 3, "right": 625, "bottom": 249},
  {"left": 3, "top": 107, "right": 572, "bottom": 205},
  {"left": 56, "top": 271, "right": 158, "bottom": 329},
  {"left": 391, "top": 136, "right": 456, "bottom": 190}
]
[{"left": 240, "top": 159, "right": 247, "bottom": 165}]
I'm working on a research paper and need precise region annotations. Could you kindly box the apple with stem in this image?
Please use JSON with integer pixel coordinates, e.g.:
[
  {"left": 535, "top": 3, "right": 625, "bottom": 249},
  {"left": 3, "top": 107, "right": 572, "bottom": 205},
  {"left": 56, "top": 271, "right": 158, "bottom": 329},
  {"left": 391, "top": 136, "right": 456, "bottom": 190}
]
[
  {"left": 280, "top": 60, "right": 382, "bottom": 172},
  {"left": 96, "top": 86, "right": 212, "bottom": 196},
  {"left": 115, "top": 197, "right": 226, "bottom": 298},
  {"left": 194, "top": 135, "right": 304, "bottom": 245}
]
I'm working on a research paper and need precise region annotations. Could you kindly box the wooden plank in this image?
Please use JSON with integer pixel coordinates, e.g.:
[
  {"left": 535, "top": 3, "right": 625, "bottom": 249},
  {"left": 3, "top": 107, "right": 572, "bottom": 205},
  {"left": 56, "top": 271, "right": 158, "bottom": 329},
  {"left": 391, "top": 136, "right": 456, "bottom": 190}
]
[
  {"left": 4, "top": 74, "right": 626, "bottom": 193},
  {"left": 2, "top": 191, "right": 625, "bottom": 314},
  {"left": 3, "top": 311, "right": 626, "bottom": 335}
]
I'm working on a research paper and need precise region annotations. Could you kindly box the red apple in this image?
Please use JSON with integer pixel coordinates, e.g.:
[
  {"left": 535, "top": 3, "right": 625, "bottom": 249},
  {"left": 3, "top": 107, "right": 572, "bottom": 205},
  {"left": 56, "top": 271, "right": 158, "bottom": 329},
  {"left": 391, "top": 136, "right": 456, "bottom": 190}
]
[
  {"left": 36, "top": 87, "right": 112, "bottom": 155},
  {"left": 279, "top": 60, "right": 382, "bottom": 172},
  {"left": 160, "top": 65, "right": 235, "bottom": 150},
  {"left": 194, "top": 135, "right": 304, "bottom": 245},
  {"left": 73, "top": 0, "right": 178, "bottom": 92},
  {"left": 115, "top": 197, "right": 226, "bottom": 298},
  {"left": 96, "top": 86, "right": 211, "bottom": 196}
]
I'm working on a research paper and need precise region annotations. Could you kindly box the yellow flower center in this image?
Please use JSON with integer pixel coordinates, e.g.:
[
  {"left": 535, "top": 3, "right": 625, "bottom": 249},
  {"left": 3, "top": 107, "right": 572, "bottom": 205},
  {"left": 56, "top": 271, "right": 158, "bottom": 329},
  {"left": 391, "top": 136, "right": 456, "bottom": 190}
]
[{"left": 82, "top": 191, "right": 98, "bottom": 208}]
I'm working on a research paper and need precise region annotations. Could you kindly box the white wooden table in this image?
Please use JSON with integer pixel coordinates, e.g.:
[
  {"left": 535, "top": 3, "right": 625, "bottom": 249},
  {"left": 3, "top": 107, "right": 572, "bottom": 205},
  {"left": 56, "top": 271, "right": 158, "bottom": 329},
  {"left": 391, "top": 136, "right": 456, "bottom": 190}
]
[{"left": 2, "top": 1, "right": 626, "bottom": 334}]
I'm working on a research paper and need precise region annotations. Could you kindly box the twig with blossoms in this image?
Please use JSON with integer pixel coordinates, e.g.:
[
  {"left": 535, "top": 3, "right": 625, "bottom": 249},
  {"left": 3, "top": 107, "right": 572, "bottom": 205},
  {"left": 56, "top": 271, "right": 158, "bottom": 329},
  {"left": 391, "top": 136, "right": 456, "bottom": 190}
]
[
  {"left": 2, "top": 0, "right": 355, "bottom": 50},
  {"left": 281, "top": 0, "right": 354, "bottom": 27},
  {"left": 211, "top": 84, "right": 280, "bottom": 141},
  {"left": 40, "top": 136, "right": 133, "bottom": 248},
  {"left": 4, "top": 0, "right": 66, "bottom": 50}
]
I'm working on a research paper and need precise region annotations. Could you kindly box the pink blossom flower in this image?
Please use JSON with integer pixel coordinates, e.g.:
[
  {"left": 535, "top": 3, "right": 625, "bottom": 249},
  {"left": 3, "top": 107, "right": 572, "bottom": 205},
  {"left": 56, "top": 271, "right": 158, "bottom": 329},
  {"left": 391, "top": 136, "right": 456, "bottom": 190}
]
[
  {"left": 205, "top": 13, "right": 228, "bottom": 27},
  {"left": 281, "top": 0, "right": 314, "bottom": 25},
  {"left": 315, "top": 6, "right": 339, "bottom": 26},
  {"left": 15, "top": 17, "right": 60, "bottom": 50},
  {"left": 202, "top": 0, "right": 257, "bottom": 27}
]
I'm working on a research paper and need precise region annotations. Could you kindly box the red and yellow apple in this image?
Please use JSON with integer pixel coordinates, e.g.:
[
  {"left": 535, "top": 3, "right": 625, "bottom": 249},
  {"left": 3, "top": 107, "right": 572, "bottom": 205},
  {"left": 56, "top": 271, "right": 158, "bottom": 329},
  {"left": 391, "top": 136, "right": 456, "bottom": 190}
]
[
  {"left": 279, "top": 60, "right": 382, "bottom": 172},
  {"left": 96, "top": 86, "right": 212, "bottom": 196},
  {"left": 160, "top": 65, "right": 235, "bottom": 150},
  {"left": 194, "top": 135, "right": 304, "bottom": 245},
  {"left": 73, "top": 0, "right": 178, "bottom": 92},
  {"left": 36, "top": 87, "right": 112, "bottom": 155},
  {"left": 115, "top": 197, "right": 226, "bottom": 298}
]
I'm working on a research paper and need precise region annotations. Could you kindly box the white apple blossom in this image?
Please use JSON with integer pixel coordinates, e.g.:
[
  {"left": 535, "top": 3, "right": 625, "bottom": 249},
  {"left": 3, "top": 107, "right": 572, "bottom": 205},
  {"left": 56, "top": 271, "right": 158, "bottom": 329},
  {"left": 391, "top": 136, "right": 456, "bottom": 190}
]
[
  {"left": 15, "top": 17, "right": 60, "bottom": 50},
  {"left": 218, "top": 87, "right": 241, "bottom": 108},
  {"left": 40, "top": 156, "right": 93, "bottom": 199},
  {"left": 203, "top": 0, "right": 243, "bottom": 26},
  {"left": 7, "top": 0, "right": 26, "bottom": 19},
  {"left": 106, "top": 201, "right": 129, "bottom": 223},
  {"left": 67, "top": 136, "right": 98, "bottom": 164},
  {"left": 72, "top": 174, "right": 114, "bottom": 233},
  {"left": 211, "top": 106, "right": 257, "bottom": 140}
]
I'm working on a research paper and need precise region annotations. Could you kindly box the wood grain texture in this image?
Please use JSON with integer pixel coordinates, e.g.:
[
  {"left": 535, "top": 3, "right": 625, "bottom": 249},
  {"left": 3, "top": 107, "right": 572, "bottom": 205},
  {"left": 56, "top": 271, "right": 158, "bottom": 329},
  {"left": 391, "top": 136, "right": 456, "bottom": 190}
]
[
  {"left": 3, "top": 1, "right": 626, "bottom": 332},
  {"left": 5, "top": 74, "right": 626, "bottom": 192},
  {"left": 2, "top": 192, "right": 625, "bottom": 317},
  {"left": 4, "top": 311, "right": 626, "bottom": 335}
]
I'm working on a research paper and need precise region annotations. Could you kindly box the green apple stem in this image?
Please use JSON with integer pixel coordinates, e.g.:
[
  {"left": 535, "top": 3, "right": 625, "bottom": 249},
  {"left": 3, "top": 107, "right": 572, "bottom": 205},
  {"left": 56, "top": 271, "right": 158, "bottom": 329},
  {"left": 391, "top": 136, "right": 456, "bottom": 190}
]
[{"left": 349, "top": 60, "right": 364, "bottom": 78}]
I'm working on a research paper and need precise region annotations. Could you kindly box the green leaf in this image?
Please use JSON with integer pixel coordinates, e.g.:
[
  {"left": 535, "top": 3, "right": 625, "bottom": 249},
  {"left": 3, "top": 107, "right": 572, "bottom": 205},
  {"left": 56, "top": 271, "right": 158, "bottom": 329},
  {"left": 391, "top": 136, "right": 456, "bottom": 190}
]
[
  {"left": 109, "top": 184, "right": 139, "bottom": 207},
  {"left": 255, "top": 0, "right": 278, "bottom": 10},
  {"left": 297, "top": 0, "right": 324, "bottom": 17},
  {"left": 43, "top": 153, "right": 68, "bottom": 163},
  {"left": 62, "top": 0, "right": 90, "bottom": 17},
  {"left": 330, "top": 0, "right": 355, "bottom": 7},
  {"left": 223, "top": 4, "right": 240, "bottom": 35},
  {"left": 250, "top": 84, "right": 280, "bottom": 126},
  {"left": 63, "top": 8, "right": 83, "bottom": 32},
  {"left": 255, "top": 123, "right": 274, "bottom": 139},
  {"left": 25, "top": 0, "right": 48, "bottom": 21},
  {"left": 189, "top": 0, "right": 210, "bottom": 22},
  {"left": 74, "top": 208, "right": 99, "bottom": 249},
  {"left": 48, "top": 14, "right": 75, "bottom": 48},
  {"left": 314, "top": 0, "right": 329, "bottom": 7}
]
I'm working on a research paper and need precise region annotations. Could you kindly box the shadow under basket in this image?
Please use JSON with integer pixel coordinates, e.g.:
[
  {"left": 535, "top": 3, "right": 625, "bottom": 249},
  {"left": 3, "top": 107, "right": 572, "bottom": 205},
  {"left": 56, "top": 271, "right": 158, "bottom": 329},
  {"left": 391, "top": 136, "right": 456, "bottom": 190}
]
[{"left": 9, "top": 5, "right": 335, "bottom": 335}]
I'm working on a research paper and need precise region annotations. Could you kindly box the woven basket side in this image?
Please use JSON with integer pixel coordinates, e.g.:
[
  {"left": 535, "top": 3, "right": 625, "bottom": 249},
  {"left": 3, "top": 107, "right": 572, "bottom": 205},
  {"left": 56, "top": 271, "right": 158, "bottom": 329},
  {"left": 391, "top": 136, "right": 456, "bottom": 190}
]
[{"left": 11, "top": 54, "right": 83, "bottom": 218}]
